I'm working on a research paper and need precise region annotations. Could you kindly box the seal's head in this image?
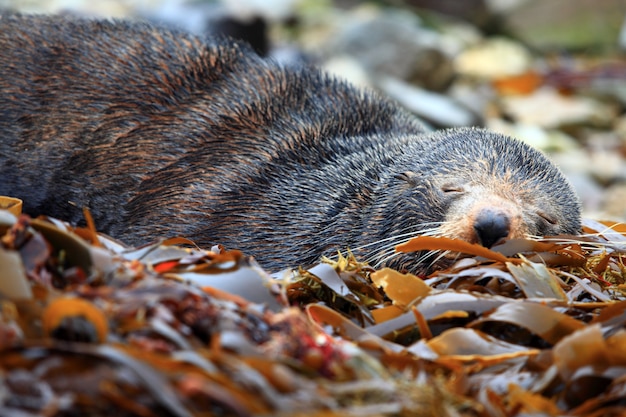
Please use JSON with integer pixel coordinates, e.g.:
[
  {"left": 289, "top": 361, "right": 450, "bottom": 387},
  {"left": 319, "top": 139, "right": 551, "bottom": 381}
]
[{"left": 366, "top": 128, "right": 581, "bottom": 272}]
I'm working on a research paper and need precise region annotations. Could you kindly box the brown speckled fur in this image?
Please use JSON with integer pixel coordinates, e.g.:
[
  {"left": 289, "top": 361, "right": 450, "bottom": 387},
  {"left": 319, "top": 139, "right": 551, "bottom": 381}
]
[{"left": 0, "top": 14, "right": 581, "bottom": 272}]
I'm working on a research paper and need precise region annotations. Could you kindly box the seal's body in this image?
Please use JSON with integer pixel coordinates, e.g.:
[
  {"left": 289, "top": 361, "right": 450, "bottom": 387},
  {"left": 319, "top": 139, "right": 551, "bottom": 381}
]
[{"left": 0, "top": 14, "right": 581, "bottom": 272}]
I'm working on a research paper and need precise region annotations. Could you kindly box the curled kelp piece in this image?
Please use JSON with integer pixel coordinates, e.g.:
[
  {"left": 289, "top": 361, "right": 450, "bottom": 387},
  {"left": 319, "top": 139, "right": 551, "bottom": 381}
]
[
  {"left": 0, "top": 197, "right": 22, "bottom": 216},
  {"left": 42, "top": 297, "right": 109, "bottom": 343},
  {"left": 469, "top": 301, "right": 586, "bottom": 347}
]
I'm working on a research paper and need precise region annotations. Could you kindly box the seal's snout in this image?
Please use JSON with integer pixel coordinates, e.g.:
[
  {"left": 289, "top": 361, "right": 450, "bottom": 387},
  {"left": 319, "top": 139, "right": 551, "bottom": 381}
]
[{"left": 473, "top": 208, "right": 511, "bottom": 248}]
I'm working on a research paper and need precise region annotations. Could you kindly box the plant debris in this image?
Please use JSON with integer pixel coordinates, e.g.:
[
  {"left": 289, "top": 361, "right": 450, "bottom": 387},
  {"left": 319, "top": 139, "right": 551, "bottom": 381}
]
[{"left": 1, "top": 203, "right": 625, "bottom": 416}]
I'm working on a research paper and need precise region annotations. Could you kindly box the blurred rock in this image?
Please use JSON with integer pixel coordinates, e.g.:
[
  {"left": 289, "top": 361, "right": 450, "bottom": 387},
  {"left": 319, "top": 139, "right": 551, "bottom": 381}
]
[
  {"left": 378, "top": 76, "right": 478, "bottom": 127},
  {"left": 602, "top": 182, "right": 626, "bottom": 220},
  {"left": 447, "top": 81, "right": 494, "bottom": 123},
  {"left": 484, "top": 0, "right": 531, "bottom": 14},
  {"left": 140, "top": 1, "right": 217, "bottom": 34},
  {"left": 614, "top": 115, "right": 626, "bottom": 145},
  {"left": 486, "top": 118, "right": 579, "bottom": 152},
  {"left": 401, "top": 0, "right": 492, "bottom": 28},
  {"left": 329, "top": 8, "right": 456, "bottom": 90},
  {"left": 323, "top": 55, "right": 372, "bottom": 89},
  {"left": 501, "top": 0, "right": 625, "bottom": 52},
  {"left": 586, "top": 76, "right": 626, "bottom": 108},
  {"left": 588, "top": 148, "right": 626, "bottom": 184},
  {"left": 220, "top": 0, "right": 301, "bottom": 22},
  {"left": 563, "top": 171, "right": 606, "bottom": 217},
  {"left": 406, "top": 49, "right": 456, "bottom": 92},
  {"left": 586, "top": 131, "right": 626, "bottom": 183},
  {"left": 500, "top": 87, "right": 617, "bottom": 128},
  {"left": 1, "top": 0, "right": 133, "bottom": 16},
  {"left": 620, "top": 15, "right": 626, "bottom": 50},
  {"left": 548, "top": 148, "right": 607, "bottom": 218},
  {"left": 454, "top": 37, "right": 532, "bottom": 79},
  {"left": 543, "top": 61, "right": 626, "bottom": 108},
  {"left": 436, "top": 21, "right": 484, "bottom": 54}
]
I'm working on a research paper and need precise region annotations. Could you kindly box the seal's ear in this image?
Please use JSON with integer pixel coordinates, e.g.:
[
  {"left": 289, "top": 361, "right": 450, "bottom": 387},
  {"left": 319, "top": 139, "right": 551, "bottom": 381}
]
[{"left": 394, "top": 171, "right": 420, "bottom": 186}]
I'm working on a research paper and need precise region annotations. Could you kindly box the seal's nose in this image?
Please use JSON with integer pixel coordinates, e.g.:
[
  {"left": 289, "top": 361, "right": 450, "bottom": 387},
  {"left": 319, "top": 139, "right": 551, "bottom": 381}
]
[{"left": 473, "top": 209, "right": 510, "bottom": 248}]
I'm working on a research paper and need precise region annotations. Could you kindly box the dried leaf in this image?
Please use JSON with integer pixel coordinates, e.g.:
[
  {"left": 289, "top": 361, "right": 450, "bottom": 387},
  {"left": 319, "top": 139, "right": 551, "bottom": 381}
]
[
  {"left": 42, "top": 297, "right": 109, "bottom": 343},
  {"left": 371, "top": 304, "right": 404, "bottom": 323},
  {"left": 507, "top": 383, "right": 562, "bottom": 415},
  {"left": 396, "top": 236, "right": 516, "bottom": 264},
  {"left": 471, "top": 301, "right": 585, "bottom": 345},
  {"left": 493, "top": 71, "right": 543, "bottom": 95},
  {"left": 0, "top": 196, "right": 22, "bottom": 216},
  {"left": 370, "top": 267, "right": 430, "bottom": 307},
  {"left": 31, "top": 218, "right": 93, "bottom": 275},
  {"left": 0, "top": 249, "right": 32, "bottom": 299},
  {"left": 426, "top": 327, "right": 539, "bottom": 365},
  {"left": 582, "top": 219, "right": 626, "bottom": 242},
  {"left": 553, "top": 324, "right": 626, "bottom": 380},
  {"left": 507, "top": 259, "right": 568, "bottom": 300}
]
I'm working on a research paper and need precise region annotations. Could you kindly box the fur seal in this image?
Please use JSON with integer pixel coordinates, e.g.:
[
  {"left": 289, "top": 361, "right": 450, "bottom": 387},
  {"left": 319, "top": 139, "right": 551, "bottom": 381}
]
[{"left": 0, "top": 14, "right": 581, "bottom": 272}]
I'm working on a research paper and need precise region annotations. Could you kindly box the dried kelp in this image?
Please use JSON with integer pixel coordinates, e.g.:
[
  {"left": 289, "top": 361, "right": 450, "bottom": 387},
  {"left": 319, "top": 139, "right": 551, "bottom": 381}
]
[{"left": 1, "top": 207, "right": 626, "bottom": 416}]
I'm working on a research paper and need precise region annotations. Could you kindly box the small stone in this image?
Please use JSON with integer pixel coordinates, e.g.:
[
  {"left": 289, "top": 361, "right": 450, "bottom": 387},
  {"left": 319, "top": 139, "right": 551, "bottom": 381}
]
[
  {"left": 588, "top": 148, "right": 626, "bottom": 184},
  {"left": 500, "top": 87, "right": 617, "bottom": 128},
  {"left": 454, "top": 37, "right": 532, "bottom": 79},
  {"left": 486, "top": 118, "right": 579, "bottom": 152},
  {"left": 323, "top": 55, "right": 372, "bottom": 89},
  {"left": 602, "top": 182, "right": 626, "bottom": 220},
  {"left": 613, "top": 115, "right": 626, "bottom": 145},
  {"left": 378, "top": 76, "right": 477, "bottom": 127},
  {"left": 503, "top": 0, "right": 624, "bottom": 51},
  {"left": 620, "top": 16, "right": 626, "bottom": 50},
  {"left": 329, "top": 8, "right": 455, "bottom": 88},
  {"left": 220, "top": 0, "right": 300, "bottom": 21},
  {"left": 564, "top": 171, "right": 605, "bottom": 217}
]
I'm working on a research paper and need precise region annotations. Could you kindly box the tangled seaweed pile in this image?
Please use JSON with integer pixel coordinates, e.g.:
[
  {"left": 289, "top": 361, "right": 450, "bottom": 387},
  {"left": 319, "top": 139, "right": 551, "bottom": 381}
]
[{"left": 0, "top": 196, "right": 625, "bottom": 416}]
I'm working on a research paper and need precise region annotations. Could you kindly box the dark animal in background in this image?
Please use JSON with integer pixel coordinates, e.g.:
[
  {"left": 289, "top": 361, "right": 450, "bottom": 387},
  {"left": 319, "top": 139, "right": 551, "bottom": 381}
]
[{"left": 0, "top": 14, "right": 581, "bottom": 272}]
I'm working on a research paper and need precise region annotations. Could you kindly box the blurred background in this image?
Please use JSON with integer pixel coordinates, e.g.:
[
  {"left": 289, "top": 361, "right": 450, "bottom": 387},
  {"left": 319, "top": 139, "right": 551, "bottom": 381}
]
[{"left": 2, "top": 0, "right": 626, "bottom": 222}]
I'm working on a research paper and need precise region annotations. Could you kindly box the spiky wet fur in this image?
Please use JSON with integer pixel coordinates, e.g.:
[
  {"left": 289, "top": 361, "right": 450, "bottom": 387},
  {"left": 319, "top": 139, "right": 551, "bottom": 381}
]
[{"left": 0, "top": 14, "right": 582, "bottom": 272}]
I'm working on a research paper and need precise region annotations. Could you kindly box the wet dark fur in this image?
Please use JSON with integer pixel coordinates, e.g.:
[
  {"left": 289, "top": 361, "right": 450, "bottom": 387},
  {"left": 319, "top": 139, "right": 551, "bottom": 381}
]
[{"left": 0, "top": 14, "right": 581, "bottom": 272}]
